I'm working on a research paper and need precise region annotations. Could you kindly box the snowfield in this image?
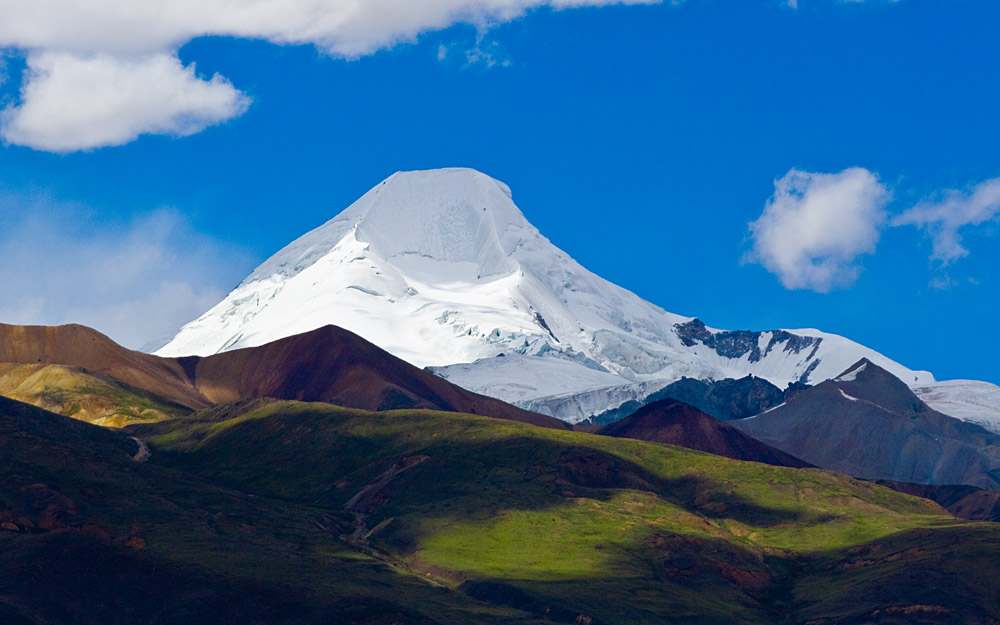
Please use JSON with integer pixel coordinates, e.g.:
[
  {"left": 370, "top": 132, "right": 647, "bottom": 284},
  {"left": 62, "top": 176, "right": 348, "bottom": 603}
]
[
  {"left": 914, "top": 380, "right": 1000, "bottom": 434},
  {"left": 158, "top": 168, "right": 935, "bottom": 422}
]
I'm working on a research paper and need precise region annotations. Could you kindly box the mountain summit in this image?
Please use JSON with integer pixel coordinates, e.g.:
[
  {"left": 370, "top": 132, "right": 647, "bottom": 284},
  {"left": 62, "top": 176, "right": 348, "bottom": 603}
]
[{"left": 157, "top": 168, "right": 932, "bottom": 421}]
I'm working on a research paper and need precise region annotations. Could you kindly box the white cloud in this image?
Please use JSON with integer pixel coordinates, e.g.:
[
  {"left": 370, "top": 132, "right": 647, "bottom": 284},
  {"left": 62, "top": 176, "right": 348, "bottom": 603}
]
[
  {"left": 0, "top": 195, "right": 253, "bottom": 350},
  {"left": 892, "top": 177, "right": 1000, "bottom": 265},
  {"left": 1, "top": 52, "right": 250, "bottom": 152},
  {"left": 0, "top": 0, "right": 659, "bottom": 151},
  {"left": 745, "top": 167, "right": 891, "bottom": 292}
]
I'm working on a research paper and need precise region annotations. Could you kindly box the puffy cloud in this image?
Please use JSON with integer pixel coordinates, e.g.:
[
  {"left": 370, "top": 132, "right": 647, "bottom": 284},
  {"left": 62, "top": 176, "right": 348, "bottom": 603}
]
[
  {"left": 0, "top": 195, "right": 253, "bottom": 350},
  {"left": 1, "top": 52, "right": 250, "bottom": 152},
  {"left": 746, "top": 168, "right": 891, "bottom": 292},
  {"left": 892, "top": 177, "right": 1000, "bottom": 265},
  {"left": 0, "top": 0, "right": 658, "bottom": 151}
]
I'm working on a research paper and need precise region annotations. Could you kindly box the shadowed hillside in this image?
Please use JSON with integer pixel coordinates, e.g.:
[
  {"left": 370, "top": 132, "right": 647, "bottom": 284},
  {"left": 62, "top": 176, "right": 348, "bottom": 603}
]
[
  {"left": 177, "top": 324, "right": 563, "bottom": 427},
  {"left": 875, "top": 479, "right": 1000, "bottom": 522}
]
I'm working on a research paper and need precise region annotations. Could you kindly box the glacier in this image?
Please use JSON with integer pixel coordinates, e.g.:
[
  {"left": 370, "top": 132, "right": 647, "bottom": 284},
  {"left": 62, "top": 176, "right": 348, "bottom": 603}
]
[{"left": 157, "top": 167, "right": 935, "bottom": 422}]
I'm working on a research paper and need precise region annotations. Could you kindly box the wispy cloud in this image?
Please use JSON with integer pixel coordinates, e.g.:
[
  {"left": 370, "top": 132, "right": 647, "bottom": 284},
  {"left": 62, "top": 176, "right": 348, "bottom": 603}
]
[
  {"left": 0, "top": 192, "right": 252, "bottom": 349},
  {"left": 0, "top": 0, "right": 659, "bottom": 152},
  {"left": 745, "top": 167, "right": 891, "bottom": 292},
  {"left": 893, "top": 177, "right": 1000, "bottom": 265},
  {"left": 437, "top": 33, "right": 512, "bottom": 69}
]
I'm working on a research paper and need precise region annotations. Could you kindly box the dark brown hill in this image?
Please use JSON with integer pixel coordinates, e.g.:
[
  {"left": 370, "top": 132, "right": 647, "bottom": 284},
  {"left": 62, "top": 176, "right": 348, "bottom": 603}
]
[
  {"left": 734, "top": 359, "right": 1000, "bottom": 488},
  {"left": 596, "top": 399, "right": 811, "bottom": 468},
  {"left": 180, "top": 325, "right": 565, "bottom": 428},
  {"left": 0, "top": 323, "right": 564, "bottom": 429}
]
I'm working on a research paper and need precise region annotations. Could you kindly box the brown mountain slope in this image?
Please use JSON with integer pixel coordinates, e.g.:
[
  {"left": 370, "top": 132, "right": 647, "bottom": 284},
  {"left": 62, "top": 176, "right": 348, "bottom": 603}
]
[
  {"left": 734, "top": 358, "right": 1000, "bottom": 488},
  {"left": 179, "top": 325, "right": 565, "bottom": 428},
  {"left": 0, "top": 323, "right": 211, "bottom": 411},
  {"left": 0, "top": 363, "right": 189, "bottom": 427},
  {"left": 596, "top": 399, "right": 812, "bottom": 468},
  {"left": 0, "top": 323, "right": 564, "bottom": 429}
]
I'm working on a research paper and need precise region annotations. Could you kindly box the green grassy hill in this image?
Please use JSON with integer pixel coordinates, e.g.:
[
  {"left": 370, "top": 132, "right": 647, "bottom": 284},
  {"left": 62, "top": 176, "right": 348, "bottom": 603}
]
[
  {"left": 130, "top": 400, "right": 1000, "bottom": 624},
  {"left": 0, "top": 397, "right": 551, "bottom": 625}
]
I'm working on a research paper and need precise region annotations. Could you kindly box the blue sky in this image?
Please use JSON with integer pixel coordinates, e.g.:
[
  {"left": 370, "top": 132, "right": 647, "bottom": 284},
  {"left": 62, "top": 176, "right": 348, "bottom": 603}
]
[{"left": 0, "top": 0, "right": 998, "bottom": 384}]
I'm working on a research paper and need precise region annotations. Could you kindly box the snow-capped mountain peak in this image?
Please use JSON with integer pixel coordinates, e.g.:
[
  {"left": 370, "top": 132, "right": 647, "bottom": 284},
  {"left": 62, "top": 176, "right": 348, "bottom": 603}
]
[
  {"left": 157, "top": 168, "right": 933, "bottom": 422},
  {"left": 245, "top": 168, "right": 524, "bottom": 286},
  {"left": 156, "top": 167, "right": 689, "bottom": 369}
]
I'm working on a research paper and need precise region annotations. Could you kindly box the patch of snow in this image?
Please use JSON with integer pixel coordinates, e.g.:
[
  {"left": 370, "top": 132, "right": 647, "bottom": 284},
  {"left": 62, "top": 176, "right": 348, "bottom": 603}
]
[
  {"left": 915, "top": 380, "right": 1000, "bottom": 434},
  {"left": 839, "top": 388, "right": 859, "bottom": 402},
  {"left": 741, "top": 401, "right": 788, "bottom": 421},
  {"left": 836, "top": 362, "right": 867, "bottom": 383}
]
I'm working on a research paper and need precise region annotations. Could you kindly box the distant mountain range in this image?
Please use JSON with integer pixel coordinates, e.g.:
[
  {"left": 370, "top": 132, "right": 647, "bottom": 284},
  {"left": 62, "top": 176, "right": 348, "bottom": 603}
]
[{"left": 154, "top": 168, "right": 943, "bottom": 422}]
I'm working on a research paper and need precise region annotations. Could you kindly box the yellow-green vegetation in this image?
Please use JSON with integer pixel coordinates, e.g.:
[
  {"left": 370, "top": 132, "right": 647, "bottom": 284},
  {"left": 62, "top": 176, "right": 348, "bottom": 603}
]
[
  {"left": 0, "top": 362, "right": 188, "bottom": 427},
  {"left": 132, "top": 401, "right": 1000, "bottom": 625}
]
